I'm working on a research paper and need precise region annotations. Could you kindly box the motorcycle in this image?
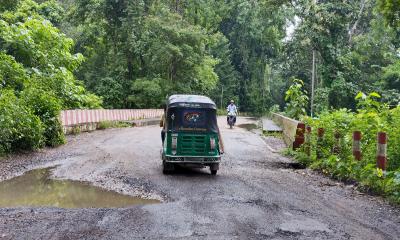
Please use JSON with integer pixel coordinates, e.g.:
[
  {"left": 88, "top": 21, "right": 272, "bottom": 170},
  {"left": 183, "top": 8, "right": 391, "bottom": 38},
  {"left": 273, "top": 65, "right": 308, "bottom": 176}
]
[{"left": 227, "top": 111, "right": 236, "bottom": 129}]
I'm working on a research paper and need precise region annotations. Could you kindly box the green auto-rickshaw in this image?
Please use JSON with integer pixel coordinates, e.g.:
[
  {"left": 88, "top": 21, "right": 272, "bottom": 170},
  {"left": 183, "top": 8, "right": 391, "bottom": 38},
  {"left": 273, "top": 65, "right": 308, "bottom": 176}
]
[{"left": 161, "top": 95, "right": 222, "bottom": 175}]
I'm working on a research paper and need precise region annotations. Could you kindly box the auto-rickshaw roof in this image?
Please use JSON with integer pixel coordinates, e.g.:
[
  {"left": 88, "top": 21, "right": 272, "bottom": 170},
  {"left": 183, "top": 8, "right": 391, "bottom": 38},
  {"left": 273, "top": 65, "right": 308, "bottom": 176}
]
[{"left": 167, "top": 95, "right": 217, "bottom": 109}]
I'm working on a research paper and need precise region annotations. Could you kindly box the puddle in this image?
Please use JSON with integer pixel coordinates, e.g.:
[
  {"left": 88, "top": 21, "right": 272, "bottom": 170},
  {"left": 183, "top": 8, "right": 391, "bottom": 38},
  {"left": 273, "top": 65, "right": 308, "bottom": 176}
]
[
  {"left": 0, "top": 168, "right": 160, "bottom": 208},
  {"left": 237, "top": 123, "right": 258, "bottom": 131}
]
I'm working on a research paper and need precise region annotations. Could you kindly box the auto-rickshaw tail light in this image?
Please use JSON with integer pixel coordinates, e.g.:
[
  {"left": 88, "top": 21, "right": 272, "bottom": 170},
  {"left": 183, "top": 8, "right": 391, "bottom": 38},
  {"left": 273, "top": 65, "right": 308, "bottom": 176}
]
[
  {"left": 210, "top": 137, "right": 216, "bottom": 150},
  {"left": 172, "top": 134, "right": 178, "bottom": 154}
]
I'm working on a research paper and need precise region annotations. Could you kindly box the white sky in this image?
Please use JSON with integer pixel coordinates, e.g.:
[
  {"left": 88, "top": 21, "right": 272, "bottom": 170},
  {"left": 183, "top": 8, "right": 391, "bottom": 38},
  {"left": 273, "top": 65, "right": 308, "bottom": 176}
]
[{"left": 284, "top": 16, "right": 301, "bottom": 42}]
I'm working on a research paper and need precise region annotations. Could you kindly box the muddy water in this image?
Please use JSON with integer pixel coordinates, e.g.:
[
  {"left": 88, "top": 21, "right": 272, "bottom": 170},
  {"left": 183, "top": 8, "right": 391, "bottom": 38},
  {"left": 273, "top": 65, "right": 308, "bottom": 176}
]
[{"left": 0, "top": 168, "right": 160, "bottom": 208}]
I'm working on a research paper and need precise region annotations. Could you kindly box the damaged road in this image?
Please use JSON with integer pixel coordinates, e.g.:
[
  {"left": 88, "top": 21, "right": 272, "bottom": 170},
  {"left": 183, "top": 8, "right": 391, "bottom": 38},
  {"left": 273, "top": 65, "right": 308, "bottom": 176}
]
[{"left": 0, "top": 117, "right": 399, "bottom": 239}]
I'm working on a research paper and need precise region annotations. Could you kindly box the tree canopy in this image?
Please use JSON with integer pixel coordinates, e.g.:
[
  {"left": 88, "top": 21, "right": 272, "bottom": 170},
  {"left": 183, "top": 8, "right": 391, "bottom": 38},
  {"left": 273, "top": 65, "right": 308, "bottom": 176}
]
[
  {"left": 0, "top": 0, "right": 101, "bottom": 154},
  {"left": 1, "top": 0, "right": 400, "bottom": 154},
  {"left": 55, "top": 0, "right": 400, "bottom": 113}
]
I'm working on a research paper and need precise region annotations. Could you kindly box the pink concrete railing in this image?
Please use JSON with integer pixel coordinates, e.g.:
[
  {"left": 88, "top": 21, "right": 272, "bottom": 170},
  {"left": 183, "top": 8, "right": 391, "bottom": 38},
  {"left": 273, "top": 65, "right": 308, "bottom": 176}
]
[{"left": 60, "top": 109, "right": 163, "bottom": 127}]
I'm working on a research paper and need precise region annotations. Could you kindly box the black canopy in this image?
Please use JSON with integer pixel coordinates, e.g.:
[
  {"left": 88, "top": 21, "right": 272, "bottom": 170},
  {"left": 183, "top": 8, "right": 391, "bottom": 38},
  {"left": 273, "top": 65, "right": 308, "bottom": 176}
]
[{"left": 167, "top": 95, "right": 217, "bottom": 109}]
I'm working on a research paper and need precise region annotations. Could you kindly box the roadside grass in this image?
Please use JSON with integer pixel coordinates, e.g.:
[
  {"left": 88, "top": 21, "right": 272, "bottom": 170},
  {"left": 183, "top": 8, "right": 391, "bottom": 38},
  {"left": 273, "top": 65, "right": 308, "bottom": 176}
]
[
  {"left": 283, "top": 148, "right": 400, "bottom": 206},
  {"left": 70, "top": 126, "right": 81, "bottom": 135},
  {"left": 263, "top": 130, "right": 283, "bottom": 139},
  {"left": 276, "top": 93, "right": 400, "bottom": 205},
  {"left": 97, "top": 121, "right": 132, "bottom": 130}
]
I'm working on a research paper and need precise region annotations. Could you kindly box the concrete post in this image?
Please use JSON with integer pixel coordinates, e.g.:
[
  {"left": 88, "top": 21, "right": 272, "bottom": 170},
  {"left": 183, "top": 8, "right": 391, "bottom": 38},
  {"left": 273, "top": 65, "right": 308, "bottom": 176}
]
[
  {"left": 293, "top": 123, "right": 306, "bottom": 150},
  {"left": 332, "top": 131, "right": 341, "bottom": 154},
  {"left": 377, "top": 132, "right": 387, "bottom": 170},
  {"left": 352, "top": 131, "right": 362, "bottom": 161},
  {"left": 316, "top": 128, "right": 325, "bottom": 159},
  {"left": 305, "top": 126, "right": 312, "bottom": 156}
]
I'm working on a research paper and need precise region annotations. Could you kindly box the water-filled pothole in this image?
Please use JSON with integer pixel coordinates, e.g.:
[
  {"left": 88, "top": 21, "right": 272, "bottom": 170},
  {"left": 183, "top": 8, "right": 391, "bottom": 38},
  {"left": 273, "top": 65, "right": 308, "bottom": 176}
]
[
  {"left": 0, "top": 168, "right": 160, "bottom": 208},
  {"left": 272, "top": 162, "right": 306, "bottom": 169}
]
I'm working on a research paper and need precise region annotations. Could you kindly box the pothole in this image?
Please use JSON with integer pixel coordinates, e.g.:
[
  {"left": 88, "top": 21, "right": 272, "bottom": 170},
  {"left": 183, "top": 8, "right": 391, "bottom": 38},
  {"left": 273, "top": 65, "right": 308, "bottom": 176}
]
[
  {"left": 0, "top": 168, "right": 160, "bottom": 208},
  {"left": 270, "top": 162, "right": 306, "bottom": 170}
]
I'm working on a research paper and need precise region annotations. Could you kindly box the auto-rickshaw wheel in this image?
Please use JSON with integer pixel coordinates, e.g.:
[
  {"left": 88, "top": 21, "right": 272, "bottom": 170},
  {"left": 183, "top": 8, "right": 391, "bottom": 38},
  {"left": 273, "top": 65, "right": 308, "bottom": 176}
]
[
  {"left": 162, "top": 162, "right": 175, "bottom": 174},
  {"left": 210, "top": 163, "right": 219, "bottom": 175}
]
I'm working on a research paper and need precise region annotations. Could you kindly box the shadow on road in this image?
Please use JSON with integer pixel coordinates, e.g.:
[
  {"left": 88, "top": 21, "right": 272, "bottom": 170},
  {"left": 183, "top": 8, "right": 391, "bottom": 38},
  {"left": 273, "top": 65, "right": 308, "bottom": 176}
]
[{"left": 164, "top": 165, "right": 215, "bottom": 177}]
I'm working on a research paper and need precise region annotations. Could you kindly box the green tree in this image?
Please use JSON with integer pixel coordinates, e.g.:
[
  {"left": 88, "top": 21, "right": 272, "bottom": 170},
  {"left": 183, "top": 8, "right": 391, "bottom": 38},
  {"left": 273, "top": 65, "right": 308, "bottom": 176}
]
[
  {"left": 378, "top": 0, "right": 400, "bottom": 29},
  {"left": 284, "top": 79, "right": 309, "bottom": 119},
  {"left": 0, "top": 0, "right": 100, "bottom": 154}
]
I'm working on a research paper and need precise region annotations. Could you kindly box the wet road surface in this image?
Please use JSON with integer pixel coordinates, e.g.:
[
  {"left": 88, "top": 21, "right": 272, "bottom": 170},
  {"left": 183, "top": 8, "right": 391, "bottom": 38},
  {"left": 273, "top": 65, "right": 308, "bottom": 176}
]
[{"left": 0, "top": 117, "right": 399, "bottom": 239}]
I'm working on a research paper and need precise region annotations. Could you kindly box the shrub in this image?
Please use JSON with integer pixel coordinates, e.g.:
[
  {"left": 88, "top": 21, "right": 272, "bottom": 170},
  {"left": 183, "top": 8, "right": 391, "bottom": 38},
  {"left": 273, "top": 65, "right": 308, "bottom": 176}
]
[
  {"left": 284, "top": 79, "right": 309, "bottom": 119},
  {"left": 269, "top": 104, "right": 281, "bottom": 114},
  {"left": 0, "top": 90, "right": 44, "bottom": 155},
  {"left": 20, "top": 86, "right": 65, "bottom": 146},
  {"left": 97, "top": 121, "right": 131, "bottom": 130},
  {"left": 296, "top": 92, "right": 400, "bottom": 203},
  {"left": 97, "top": 121, "right": 113, "bottom": 130},
  {"left": 0, "top": 1, "right": 102, "bottom": 155}
]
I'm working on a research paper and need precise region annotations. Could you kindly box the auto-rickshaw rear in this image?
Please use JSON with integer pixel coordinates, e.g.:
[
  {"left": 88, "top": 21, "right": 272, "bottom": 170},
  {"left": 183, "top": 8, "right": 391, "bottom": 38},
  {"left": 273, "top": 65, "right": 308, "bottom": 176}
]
[{"left": 161, "top": 95, "right": 222, "bottom": 175}]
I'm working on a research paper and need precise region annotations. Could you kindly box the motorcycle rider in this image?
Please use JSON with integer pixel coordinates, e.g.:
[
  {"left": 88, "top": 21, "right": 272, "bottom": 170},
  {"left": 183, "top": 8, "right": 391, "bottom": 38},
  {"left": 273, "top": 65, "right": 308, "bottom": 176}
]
[{"left": 226, "top": 100, "right": 238, "bottom": 125}]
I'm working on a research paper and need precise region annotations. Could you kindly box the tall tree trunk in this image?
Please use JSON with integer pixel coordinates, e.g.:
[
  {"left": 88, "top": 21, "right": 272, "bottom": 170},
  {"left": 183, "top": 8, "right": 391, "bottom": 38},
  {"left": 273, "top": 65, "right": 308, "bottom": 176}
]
[
  {"left": 349, "top": 0, "right": 368, "bottom": 44},
  {"left": 175, "top": 0, "right": 179, "bottom": 13},
  {"left": 127, "top": 53, "right": 134, "bottom": 80}
]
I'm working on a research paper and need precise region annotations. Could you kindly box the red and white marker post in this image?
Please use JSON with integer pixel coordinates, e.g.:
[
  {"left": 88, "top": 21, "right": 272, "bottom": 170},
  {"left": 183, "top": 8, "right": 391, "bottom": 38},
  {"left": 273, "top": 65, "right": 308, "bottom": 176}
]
[
  {"left": 332, "top": 131, "right": 341, "bottom": 154},
  {"left": 305, "top": 126, "right": 312, "bottom": 156},
  {"left": 293, "top": 123, "right": 306, "bottom": 150},
  {"left": 376, "top": 132, "right": 387, "bottom": 170},
  {"left": 352, "top": 131, "right": 362, "bottom": 161},
  {"left": 316, "top": 128, "right": 325, "bottom": 159}
]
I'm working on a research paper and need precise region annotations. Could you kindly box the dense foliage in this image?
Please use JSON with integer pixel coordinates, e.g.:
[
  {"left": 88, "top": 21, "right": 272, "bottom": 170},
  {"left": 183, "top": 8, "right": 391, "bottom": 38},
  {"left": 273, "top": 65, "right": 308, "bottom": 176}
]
[
  {"left": 284, "top": 79, "right": 309, "bottom": 119},
  {"left": 55, "top": 0, "right": 287, "bottom": 112},
  {"left": 289, "top": 93, "right": 400, "bottom": 203},
  {"left": 54, "top": 0, "right": 400, "bottom": 115},
  {"left": 0, "top": 0, "right": 101, "bottom": 155},
  {"left": 273, "top": 0, "right": 400, "bottom": 115},
  {"left": 2, "top": 0, "right": 400, "bottom": 155}
]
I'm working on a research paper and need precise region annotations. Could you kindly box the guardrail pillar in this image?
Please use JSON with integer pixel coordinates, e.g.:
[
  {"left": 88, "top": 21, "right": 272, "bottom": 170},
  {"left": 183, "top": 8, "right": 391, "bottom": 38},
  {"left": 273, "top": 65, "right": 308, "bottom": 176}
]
[
  {"left": 377, "top": 132, "right": 387, "bottom": 170},
  {"left": 352, "top": 131, "right": 362, "bottom": 161},
  {"left": 316, "top": 128, "right": 325, "bottom": 159},
  {"left": 293, "top": 123, "right": 306, "bottom": 150},
  {"left": 305, "top": 126, "right": 312, "bottom": 156},
  {"left": 332, "top": 131, "right": 341, "bottom": 154}
]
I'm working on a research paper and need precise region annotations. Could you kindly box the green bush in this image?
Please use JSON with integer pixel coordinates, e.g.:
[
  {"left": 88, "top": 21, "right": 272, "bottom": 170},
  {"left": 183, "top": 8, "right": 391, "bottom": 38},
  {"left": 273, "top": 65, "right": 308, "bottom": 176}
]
[
  {"left": 295, "top": 92, "right": 400, "bottom": 203},
  {"left": 284, "top": 79, "right": 309, "bottom": 119},
  {"left": 97, "top": 121, "right": 113, "bottom": 130},
  {"left": 0, "top": 0, "right": 101, "bottom": 155},
  {"left": 269, "top": 104, "right": 281, "bottom": 114},
  {"left": 20, "top": 86, "right": 65, "bottom": 146},
  {"left": 97, "top": 121, "right": 131, "bottom": 130},
  {"left": 0, "top": 90, "right": 44, "bottom": 155}
]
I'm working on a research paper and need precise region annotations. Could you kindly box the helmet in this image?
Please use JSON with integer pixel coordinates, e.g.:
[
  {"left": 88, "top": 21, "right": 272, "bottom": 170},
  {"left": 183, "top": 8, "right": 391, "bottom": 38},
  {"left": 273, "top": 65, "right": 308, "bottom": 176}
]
[{"left": 230, "top": 100, "right": 234, "bottom": 103}]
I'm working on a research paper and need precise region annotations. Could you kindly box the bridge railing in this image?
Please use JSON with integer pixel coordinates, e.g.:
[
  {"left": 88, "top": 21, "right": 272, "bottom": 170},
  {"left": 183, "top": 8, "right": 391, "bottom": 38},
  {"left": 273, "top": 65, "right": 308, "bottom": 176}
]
[
  {"left": 271, "top": 113, "right": 300, "bottom": 148},
  {"left": 60, "top": 109, "right": 163, "bottom": 133}
]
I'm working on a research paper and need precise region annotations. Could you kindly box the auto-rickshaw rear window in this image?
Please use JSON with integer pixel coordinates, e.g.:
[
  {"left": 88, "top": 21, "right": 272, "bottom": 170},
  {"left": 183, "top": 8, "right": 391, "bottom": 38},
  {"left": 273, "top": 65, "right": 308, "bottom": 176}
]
[
  {"left": 182, "top": 109, "right": 206, "bottom": 127},
  {"left": 166, "top": 107, "right": 218, "bottom": 133}
]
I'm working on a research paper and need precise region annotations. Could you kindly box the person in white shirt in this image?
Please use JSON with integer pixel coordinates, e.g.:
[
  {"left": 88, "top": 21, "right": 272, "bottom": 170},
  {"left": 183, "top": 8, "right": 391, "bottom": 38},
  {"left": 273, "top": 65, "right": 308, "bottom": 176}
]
[{"left": 226, "top": 100, "right": 238, "bottom": 125}]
